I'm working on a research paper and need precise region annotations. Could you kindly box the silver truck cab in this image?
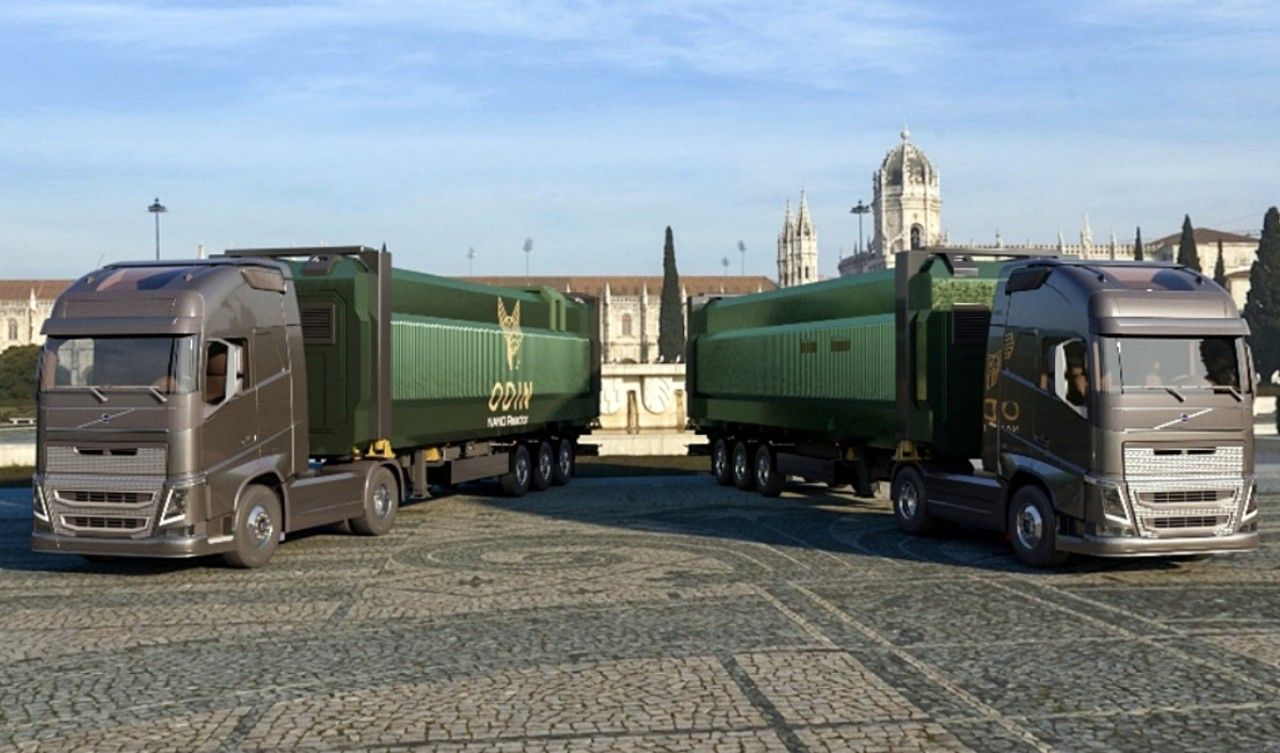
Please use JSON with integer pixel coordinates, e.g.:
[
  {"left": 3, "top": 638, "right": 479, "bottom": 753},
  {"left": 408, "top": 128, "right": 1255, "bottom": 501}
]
[
  {"left": 30, "top": 260, "right": 308, "bottom": 559},
  {"left": 983, "top": 259, "right": 1258, "bottom": 559}
]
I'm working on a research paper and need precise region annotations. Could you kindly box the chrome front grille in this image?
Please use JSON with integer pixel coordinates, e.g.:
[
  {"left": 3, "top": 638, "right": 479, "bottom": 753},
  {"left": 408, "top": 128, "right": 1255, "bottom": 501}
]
[
  {"left": 1123, "top": 445, "right": 1243, "bottom": 480},
  {"left": 1123, "top": 444, "right": 1245, "bottom": 539},
  {"left": 44, "top": 474, "right": 164, "bottom": 538},
  {"left": 46, "top": 445, "right": 167, "bottom": 476}
]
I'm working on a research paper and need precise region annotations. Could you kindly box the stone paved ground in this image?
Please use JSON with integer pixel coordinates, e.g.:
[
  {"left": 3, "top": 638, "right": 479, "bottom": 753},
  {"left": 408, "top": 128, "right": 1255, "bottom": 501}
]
[{"left": 0, "top": 475, "right": 1277, "bottom": 753}]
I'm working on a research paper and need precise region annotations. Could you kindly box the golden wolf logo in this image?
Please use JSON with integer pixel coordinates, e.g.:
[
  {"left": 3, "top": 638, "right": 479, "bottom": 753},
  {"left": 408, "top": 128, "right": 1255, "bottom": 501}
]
[{"left": 497, "top": 298, "right": 523, "bottom": 370}]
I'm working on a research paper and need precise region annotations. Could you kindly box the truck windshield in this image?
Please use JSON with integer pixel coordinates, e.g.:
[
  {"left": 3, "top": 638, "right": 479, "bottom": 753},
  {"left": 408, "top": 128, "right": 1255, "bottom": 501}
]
[
  {"left": 40, "top": 336, "right": 197, "bottom": 394},
  {"left": 1103, "top": 336, "right": 1244, "bottom": 394}
]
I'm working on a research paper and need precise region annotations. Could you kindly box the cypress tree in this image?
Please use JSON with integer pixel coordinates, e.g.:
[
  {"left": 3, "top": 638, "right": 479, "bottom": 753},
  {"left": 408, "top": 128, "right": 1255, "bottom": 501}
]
[
  {"left": 1177, "top": 214, "right": 1200, "bottom": 271},
  {"left": 658, "top": 226, "right": 685, "bottom": 363},
  {"left": 1213, "top": 239, "right": 1227, "bottom": 287},
  {"left": 1133, "top": 226, "right": 1144, "bottom": 261},
  {"left": 1243, "top": 207, "right": 1280, "bottom": 379}
]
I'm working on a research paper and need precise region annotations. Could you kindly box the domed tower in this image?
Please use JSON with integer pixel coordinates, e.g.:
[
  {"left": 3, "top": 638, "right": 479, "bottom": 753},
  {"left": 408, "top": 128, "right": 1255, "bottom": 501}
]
[{"left": 870, "top": 128, "right": 941, "bottom": 268}]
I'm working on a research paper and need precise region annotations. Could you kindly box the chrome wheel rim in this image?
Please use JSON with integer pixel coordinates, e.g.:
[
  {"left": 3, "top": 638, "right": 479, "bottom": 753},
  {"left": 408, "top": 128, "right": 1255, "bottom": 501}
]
[
  {"left": 539, "top": 448, "right": 553, "bottom": 481},
  {"left": 372, "top": 483, "right": 392, "bottom": 519},
  {"left": 898, "top": 481, "right": 919, "bottom": 520},
  {"left": 516, "top": 456, "right": 530, "bottom": 485},
  {"left": 713, "top": 444, "right": 727, "bottom": 477},
  {"left": 756, "top": 453, "right": 770, "bottom": 487},
  {"left": 558, "top": 444, "right": 573, "bottom": 477},
  {"left": 247, "top": 504, "right": 273, "bottom": 549},
  {"left": 1016, "top": 504, "right": 1044, "bottom": 550},
  {"left": 733, "top": 448, "right": 748, "bottom": 481}
]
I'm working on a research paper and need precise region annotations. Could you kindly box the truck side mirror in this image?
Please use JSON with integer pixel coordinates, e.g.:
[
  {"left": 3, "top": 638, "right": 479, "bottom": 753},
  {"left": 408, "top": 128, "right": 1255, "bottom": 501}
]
[{"left": 225, "top": 343, "right": 244, "bottom": 402}]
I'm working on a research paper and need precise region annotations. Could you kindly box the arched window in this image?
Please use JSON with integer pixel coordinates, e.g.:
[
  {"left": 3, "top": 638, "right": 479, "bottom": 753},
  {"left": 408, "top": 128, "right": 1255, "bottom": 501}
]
[
  {"left": 621, "top": 314, "right": 633, "bottom": 337},
  {"left": 910, "top": 225, "right": 923, "bottom": 250},
  {"left": 7, "top": 319, "right": 17, "bottom": 341}
]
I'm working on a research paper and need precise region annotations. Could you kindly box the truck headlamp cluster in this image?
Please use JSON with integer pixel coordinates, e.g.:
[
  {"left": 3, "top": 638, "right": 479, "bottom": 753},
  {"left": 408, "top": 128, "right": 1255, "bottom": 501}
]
[
  {"left": 159, "top": 479, "right": 203, "bottom": 528},
  {"left": 32, "top": 485, "right": 49, "bottom": 523},
  {"left": 1241, "top": 480, "right": 1258, "bottom": 525},
  {"left": 1087, "top": 476, "right": 1133, "bottom": 534}
]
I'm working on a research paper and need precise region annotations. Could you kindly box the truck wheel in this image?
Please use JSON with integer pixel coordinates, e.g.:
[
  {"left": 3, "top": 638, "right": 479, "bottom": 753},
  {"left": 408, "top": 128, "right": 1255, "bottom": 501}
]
[
  {"left": 1008, "top": 486, "right": 1068, "bottom": 567},
  {"left": 892, "top": 466, "right": 935, "bottom": 535},
  {"left": 711, "top": 438, "right": 734, "bottom": 486},
  {"left": 754, "top": 445, "right": 785, "bottom": 497},
  {"left": 552, "top": 439, "right": 575, "bottom": 486},
  {"left": 223, "top": 485, "right": 282, "bottom": 569},
  {"left": 531, "top": 441, "right": 554, "bottom": 491},
  {"left": 500, "top": 444, "right": 532, "bottom": 497},
  {"left": 349, "top": 466, "right": 399, "bottom": 536},
  {"left": 732, "top": 441, "right": 756, "bottom": 491}
]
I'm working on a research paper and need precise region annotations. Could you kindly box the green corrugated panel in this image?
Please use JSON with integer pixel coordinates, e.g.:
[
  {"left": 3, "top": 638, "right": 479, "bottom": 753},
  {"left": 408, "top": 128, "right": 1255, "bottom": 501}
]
[
  {"left": 392, "top": 315, "right": 590, "bottom": 401},
  {"left": 697, "top": 314, "right": 895, "bottom": 401}
]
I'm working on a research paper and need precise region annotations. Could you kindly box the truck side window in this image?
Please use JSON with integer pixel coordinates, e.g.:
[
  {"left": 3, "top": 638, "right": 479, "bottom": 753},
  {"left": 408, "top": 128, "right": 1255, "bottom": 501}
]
[
  {"left": 252, "top": 329, "right": 286, "bottom": 383},
  {"left": 205, "top": 341, "right": 228, "bottom": 405},
  {"left": 1043, "top": 337, "right": 1088, "bottom": 415}
]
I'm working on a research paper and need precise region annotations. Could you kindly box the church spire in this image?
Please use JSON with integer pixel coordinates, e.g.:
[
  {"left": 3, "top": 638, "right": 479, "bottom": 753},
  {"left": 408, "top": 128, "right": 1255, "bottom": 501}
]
[{"left": 797, "top": 191, "right": 814, "bottom": 236}]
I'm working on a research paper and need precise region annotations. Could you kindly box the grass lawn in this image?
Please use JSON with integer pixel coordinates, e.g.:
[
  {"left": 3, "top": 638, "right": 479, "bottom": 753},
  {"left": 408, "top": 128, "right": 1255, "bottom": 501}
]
[{"left": 0, "top": 466, "right": 33, "bottom": 487}]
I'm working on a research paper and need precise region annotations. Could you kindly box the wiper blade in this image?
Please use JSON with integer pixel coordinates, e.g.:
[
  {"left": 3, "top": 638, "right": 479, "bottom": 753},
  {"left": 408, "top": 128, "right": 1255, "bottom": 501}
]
[
  {"left": 147, "top": 386, "right": 169, "bottom": 404},
  {"left": 1210, "top": 385, "right": 1242, "bottom": 402},
  {"left": 89, "top": 386, "right": 108, "bottom": 403},
  {"left": 1162, "top": 386, "right": 1185, "bottom": 402}
]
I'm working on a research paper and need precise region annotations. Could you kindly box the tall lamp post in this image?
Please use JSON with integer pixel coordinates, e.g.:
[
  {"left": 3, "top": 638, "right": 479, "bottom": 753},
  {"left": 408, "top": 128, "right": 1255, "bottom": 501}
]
[
  {"left": 467, "top": 246, "right": 477, "bottom": 275},
  {"left": 850, "top": 199, "right": 870, "bottom": 254},
  {"left": 522, "top": 237, "right": 533, "bottom": 281},
  {"left": 147, "top": 197, "right": 167, "bottom": 260},
  {"left": 737, "top": 240, "right": 746, "bottom": 275}
]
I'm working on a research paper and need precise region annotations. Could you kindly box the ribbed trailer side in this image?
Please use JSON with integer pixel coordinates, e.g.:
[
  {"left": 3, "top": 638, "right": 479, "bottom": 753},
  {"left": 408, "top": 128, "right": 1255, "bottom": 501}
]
[
  {"left": 292, "top": 257, "right": 596, "bottom": 457},
  {"left": 688, "top": 258, "right": 1000, "bottom": 455}
]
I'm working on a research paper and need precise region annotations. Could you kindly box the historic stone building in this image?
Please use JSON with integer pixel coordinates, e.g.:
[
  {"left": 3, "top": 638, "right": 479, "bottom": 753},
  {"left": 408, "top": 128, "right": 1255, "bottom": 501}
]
[
  {"left": 776, "top": 192, "right": 819, "bottom": 287},
  {"left": 838, "top": 128, "right": 943, "bottom": 276},
  {"left": 1147, "top": 228, "right": 1258, "bottom": 308},
  {"left": 0, "top": 281, "right": 70, "bottom": 354},
  {"left": 463, "top": 275, "right": 775, "bottom": 364}
]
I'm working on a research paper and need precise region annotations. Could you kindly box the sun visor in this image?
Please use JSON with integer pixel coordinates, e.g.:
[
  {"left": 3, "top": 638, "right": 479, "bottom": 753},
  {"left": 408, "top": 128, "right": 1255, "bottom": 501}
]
[{"left": 42, "top": 317, "right": 204, "bottom": 337}]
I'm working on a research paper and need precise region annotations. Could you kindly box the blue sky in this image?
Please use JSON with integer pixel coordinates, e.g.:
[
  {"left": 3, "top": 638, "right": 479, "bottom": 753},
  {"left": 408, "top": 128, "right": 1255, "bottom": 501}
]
[{"left": 0, "top": 0, "right": 1276, "bottom": 279}]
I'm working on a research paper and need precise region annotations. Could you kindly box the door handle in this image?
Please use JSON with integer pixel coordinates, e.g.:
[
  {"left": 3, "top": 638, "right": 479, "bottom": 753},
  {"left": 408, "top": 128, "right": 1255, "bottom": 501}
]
[{"left": 240, "top": 434, "right": 257, "bottom": 446}]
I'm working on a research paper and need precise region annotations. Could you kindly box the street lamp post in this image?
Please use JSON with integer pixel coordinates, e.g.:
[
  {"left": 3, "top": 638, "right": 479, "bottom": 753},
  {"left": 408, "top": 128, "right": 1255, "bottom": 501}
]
[
  {"left": 147, "top": 197, "right": 167, "bottom": 260},
  {"left": 467, "top": 246, "right": 477, "bottom": 275},
  {"left": 850, "top": 200, "right": 870, "bottom": 254},
  {"left": 523, "top": 237, "right": 533, "bottom": 281},
  {"left": 737, "top": 240, "right": 746, "bottom": 276}
]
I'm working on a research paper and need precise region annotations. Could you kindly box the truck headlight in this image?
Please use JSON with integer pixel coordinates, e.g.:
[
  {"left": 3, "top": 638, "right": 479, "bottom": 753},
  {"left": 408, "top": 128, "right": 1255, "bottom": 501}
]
[
  {"left": 32, "top": 485, "right": 49, "bottom": 523},
  {"left": 159, "top": 480, "right": 202, "bottom": 528},
  {"left": 1087, "top": 476, "right": 1133, "bottom": 533},
  {"left": 1241, "top": 481, "right": 1258, "bottom": 524}
]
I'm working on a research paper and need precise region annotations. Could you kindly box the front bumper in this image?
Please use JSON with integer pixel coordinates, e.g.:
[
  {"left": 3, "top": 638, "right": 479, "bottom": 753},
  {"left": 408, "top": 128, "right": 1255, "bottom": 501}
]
[
  {"left": 1057, "top": 530, "right": 1259, "bottom": 557},
  {"left": 31, "top": 531, "right": 233, "bottom": 559}
]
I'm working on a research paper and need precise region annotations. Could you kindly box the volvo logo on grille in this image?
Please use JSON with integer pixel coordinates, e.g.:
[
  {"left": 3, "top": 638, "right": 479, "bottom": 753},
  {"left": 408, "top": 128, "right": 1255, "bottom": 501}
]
[{"left": 76, "top": 409, "right": 136, "bottom": 429}]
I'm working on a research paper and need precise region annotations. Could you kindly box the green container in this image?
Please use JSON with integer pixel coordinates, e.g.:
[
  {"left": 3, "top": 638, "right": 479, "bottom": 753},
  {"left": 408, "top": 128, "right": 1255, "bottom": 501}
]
[
  {"left": 688, "top": 259, "right": 1000, "bottom": 455},
  {"left": 291, "top": 256, "right": 598, "bottom": 457}
]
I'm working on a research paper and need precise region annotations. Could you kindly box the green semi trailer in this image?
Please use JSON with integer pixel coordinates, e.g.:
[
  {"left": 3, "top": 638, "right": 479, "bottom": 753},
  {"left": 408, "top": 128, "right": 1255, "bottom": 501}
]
[
  {"left": 32, "top": 246, "right": 598, "bottom": 567},
  {"left": 688, "top": 249, "right": 1258, "bottom": 566}
]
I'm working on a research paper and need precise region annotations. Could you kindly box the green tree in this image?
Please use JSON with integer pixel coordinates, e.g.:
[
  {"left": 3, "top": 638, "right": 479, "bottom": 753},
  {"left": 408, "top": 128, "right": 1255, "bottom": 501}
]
[
  {"left": 0, "top": 345, "right": 40, "bottom": 401},
  {"left": 1243, "top": 207, "right": 1280, "bottom": 380},
  {"left": 658, "top": 226, "right": 685, "bottom": 362},
  {"left": 1213, "top": 240, "right": 1227, "bottom": 287},
  {"left": 1176, "top": 214, "right": 1200, "bottom": 271},
  {"left": 1133, "top": 226, "right": 1143, "bottom": 261}
]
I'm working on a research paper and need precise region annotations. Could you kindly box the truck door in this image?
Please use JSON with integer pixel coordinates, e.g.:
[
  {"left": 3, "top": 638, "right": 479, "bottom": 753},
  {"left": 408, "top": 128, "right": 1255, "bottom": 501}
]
[
  {"left": 201, "top": 337, "right": 259, "bottom": 515},
  {"left": 996, "top": 328, "right": 1041, "bottom": 460},
  {"left": 1032, "top": 334, "right": 1091, "bottom": 472}
]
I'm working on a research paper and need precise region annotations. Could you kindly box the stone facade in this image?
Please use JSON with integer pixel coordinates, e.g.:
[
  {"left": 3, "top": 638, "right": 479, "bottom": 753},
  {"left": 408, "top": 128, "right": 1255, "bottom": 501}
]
[
  {"left": 0, "top": 281, "right": 70, "bottom": 354},
  {"left": 1147, "top": 228, "right": 1258, "bottom": 308},
  {"left": 463, "top": 276, "right": 775, "bottom": 364},
  {"left": 578, "top": 362, "right": 700, "bottom": 455},
  {"left": 777, "top": 193, "right": 819, "bottom": 288}
]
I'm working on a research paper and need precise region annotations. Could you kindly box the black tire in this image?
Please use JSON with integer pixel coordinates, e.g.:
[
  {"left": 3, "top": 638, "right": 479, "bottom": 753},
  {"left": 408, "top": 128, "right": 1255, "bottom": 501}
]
[
  {"left": 223, "top": 484, "right": 282, "bottom": 569},
  {"left": 1008, "top": 485, "right": 1068, "bottom": 567},
  {"left": 530, "top": 441, "right": 554, "bottom": 491},
  {"left": 349, "top": 466, "right": 399, "bottom": 536},
  {"left": 711, "top": 438, "right": 734, "bottom": 486},
  {"left": 732, "top": 441, "right": 756, "bottom": 491},
  {"left": 500, "top": 444, "right": 532, "bottom": 497},
  {"left": 552, "top": 438, "right": 575, "bottom": 486},
  {"left": 892, "top": 466, "right": 935, "bottom": 535},
  {"left": 754, "top": 445, "right": 785, "bottom": 497}
]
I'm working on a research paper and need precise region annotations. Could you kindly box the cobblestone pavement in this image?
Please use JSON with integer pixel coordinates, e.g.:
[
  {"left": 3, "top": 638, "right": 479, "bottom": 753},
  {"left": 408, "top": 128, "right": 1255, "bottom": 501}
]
[{"left": 1, "top": 476, "right": 1278, "bottom": 752}]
